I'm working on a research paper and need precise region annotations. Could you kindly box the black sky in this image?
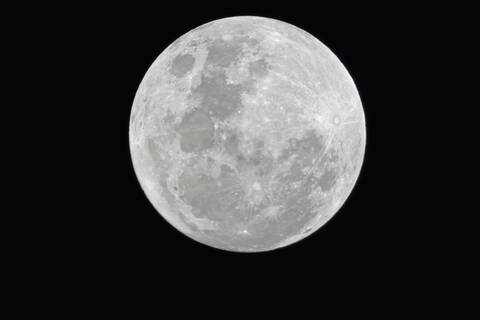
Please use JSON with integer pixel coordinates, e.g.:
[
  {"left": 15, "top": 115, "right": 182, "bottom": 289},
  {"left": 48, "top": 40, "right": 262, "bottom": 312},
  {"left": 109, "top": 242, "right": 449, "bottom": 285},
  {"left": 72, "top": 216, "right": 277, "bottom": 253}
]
[{"left": 14, "top": 2, "right": 462, "bottom": 296}]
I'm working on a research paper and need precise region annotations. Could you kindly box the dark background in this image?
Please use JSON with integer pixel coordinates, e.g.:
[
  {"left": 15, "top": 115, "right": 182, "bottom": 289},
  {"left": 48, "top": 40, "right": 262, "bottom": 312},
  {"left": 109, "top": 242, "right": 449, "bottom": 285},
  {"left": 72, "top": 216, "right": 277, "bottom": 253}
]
[{"left": 17, "top": 2, "right": 464, "bottom": 297}]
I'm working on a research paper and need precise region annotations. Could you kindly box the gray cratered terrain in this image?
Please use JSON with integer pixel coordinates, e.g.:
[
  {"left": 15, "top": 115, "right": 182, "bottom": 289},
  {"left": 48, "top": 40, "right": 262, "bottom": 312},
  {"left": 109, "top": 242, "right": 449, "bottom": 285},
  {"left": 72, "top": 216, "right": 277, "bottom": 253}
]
[{"left": 129, "top": 16, "right": 366, "bottom": 252}]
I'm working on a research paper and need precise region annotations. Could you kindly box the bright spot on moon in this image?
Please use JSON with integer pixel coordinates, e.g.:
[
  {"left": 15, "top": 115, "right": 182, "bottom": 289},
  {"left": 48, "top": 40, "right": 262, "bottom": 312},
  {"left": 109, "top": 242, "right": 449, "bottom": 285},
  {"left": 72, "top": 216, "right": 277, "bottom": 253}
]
[{"left": 129, "top": 16, "right": 366, "bottom": 252}]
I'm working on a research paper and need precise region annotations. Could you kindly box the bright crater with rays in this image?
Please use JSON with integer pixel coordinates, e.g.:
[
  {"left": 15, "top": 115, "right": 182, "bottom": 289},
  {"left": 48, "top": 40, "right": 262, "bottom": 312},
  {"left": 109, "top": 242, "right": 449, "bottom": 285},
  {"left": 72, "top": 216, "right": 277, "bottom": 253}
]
[{"left": 129, "top": 17, "right": 366, "bottom": 252}]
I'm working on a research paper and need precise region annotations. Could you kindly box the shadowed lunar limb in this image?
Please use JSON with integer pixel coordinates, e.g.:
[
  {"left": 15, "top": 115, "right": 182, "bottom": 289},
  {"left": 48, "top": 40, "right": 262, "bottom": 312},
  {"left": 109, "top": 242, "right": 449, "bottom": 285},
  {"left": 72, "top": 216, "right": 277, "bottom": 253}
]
[{"left": 129, "top": 16, "right": 366, "bottom": 252}]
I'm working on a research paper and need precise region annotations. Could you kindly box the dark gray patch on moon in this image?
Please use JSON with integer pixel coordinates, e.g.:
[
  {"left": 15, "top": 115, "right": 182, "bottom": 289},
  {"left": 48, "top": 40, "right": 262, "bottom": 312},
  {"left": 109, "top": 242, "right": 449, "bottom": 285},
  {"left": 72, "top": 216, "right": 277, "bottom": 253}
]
[
  {"left": 176, "top": 109, "right": 214, "bottom": 153},
  {"left": 249, "top": 58, "right": 270, "bottom": 78},
  {"left": 318, "top": 167, "right": 337, "bottom": 192},
  {"left": 191, "top": 71, "right": 244, "bottom": 120},
  {"left": 206, "top": 39, "right": 242, "bottom": 67},
  {"left": 170, "top": 54, "right": 195, "bottom": 77},
  {"left": 279, "top": 130, "right": 326, "bottom": 171},
  {"left": 221, "top": 129, "right": 241, "bottom": 155},
  {"left": 178, "top": 162, "right": 244, "bottom": 223}
]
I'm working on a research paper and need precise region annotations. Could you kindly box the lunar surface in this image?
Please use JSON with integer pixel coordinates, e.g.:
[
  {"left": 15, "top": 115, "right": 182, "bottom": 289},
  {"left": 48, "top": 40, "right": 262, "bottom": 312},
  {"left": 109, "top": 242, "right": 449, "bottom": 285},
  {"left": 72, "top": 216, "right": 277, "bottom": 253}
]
[{"left": 129, "top": 16, "right": 366, "bottom": 252}]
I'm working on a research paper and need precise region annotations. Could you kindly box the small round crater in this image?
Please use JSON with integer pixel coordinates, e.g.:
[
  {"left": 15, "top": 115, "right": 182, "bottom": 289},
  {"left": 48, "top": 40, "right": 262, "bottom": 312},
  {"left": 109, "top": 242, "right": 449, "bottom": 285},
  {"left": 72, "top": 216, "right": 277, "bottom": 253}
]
[{"left": 333, "top": 115, "right": 341, "bottom": 125}]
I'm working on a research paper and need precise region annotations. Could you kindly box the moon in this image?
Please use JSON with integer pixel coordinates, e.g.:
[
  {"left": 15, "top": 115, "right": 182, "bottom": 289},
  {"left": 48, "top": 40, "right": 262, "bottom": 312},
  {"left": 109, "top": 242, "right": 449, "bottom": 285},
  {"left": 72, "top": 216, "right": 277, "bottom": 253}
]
[{"left": 129, "top": 16, "right": 366, "bottom": 252}]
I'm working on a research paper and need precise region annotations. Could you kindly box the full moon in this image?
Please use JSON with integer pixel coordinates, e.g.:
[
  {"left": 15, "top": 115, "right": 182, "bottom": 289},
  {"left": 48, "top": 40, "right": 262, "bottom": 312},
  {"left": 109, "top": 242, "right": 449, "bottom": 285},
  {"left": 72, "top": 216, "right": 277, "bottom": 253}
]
[{"left": 129, "top": 16, "right": 366, "bottom": 252}]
